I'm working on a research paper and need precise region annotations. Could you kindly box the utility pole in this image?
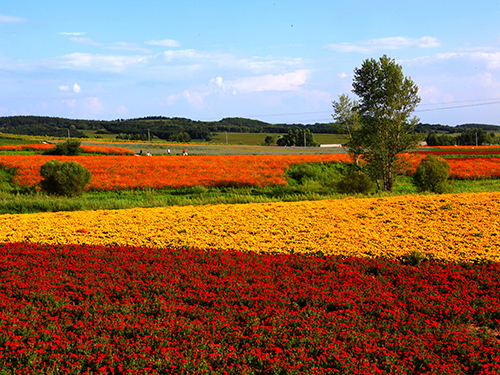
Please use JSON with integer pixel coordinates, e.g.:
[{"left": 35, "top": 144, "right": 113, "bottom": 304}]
[
  {"left": 148, "top": 129, "right": 151, "bottom": 142},
  {"left": 226, "top": 131, "right": 228, "bottom": 145},
  {"left": 68, "top": 128, "right": 70, "bottom": 138}
]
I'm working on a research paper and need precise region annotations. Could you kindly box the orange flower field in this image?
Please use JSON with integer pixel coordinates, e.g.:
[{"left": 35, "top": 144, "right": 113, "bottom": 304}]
[
  {"left": 1, "top": 192, "right": 499, "bottom": 263},
  {"left": 0, "top": 152, "right": 500, "bottom": 191},
  {"left": 0, "top": 154, "right": 350, "bottom": 190},
  {"left": 0, "top": 143, "right": 134, "bottom": 155}
]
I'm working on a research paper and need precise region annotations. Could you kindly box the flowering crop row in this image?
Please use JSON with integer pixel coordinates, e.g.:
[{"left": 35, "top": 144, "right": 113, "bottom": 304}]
[
  {"left": 417, "top": 150, "right": 500, "bottom": 157},
  {"left": 0, "top": 154, "right": 350, "bottom": 191},
  {"left": 1, "top": 192, "right": 500, "bottom": 263},
  {"left": 420, "top": 146, "right": 500, "bottom": 149},
  {"left": 0, "top": 242, "right": 499, "bottom": 374},
  {"left": 399, "top": 153, "right": 500, "bottom": 180},
  {"left": 0, "top": 244, "right": 500, "bottom": 375},
  {"left": 0, "top": 144, "right": 134, "bottom": 155},
  {"left": 446, "top": 158, "right": 500, "bottom": 180},
  {"left": 1, "top": 153, "right": 500, "bottom": 191}
]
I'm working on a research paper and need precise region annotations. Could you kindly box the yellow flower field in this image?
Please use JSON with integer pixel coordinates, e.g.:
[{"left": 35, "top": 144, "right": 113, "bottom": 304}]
[{"left": 1, "top": 192, "right": 500, "bottom": 263}]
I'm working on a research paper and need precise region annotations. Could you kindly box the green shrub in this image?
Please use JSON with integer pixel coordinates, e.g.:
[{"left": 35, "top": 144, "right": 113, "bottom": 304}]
[
  {"left": 44, "top": 139, "right": 81, "bottom": 156},
  {"left": 287, "top": 163, "right": 319, "bottom": 183},
  {"left": 286, "top": 163, "right": 347, "bottom": 185},
  {"left": 0, "top": 165, "right": 16, "bottom": 192},
  {"left": 39, "top": 160, "right": 91, "bottom": 197},
  {"left": 412, "top": 155, "right": 453, "bottom": 194},
  {"left": 335, "top": 171, "right": 375, "bottom": 194}
]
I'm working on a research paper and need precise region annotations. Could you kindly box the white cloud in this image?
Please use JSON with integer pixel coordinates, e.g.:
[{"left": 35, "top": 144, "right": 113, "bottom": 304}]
[
  {"left": 69, "top": 37, "right": 101, "bottom": 46},
  {"left": 325, "top": 36, "right": 440, "bottom": 54},
  {"left": 54, "top": 53, "right": 149, "bottom": 72},
  {"left": 405, "top": 51, "right": 500, "bottom": 70},
  {"left": 418, "top": 85, "right": 454, "bottom": 104},
  {"left": 68, "top": 37, "right": 152, "bottom": 53},
  {"left": 226, "top": 70, "right": 309, "bottom": 93},
  {"left": 0, "top": 14, "right": 25, "bottom": 23},
  {"left": 58, "top": 84, "right": 81, "bottom": 93},
  {"left": 146, "top": 39, "right": 181, "bottom": 47},
  {"left": 60, "top": 32, "right": 86, "bottom": 36},
  {"left": 104, "top": 42, "right": 152, "bottom": 53},
  {"left": 210, "top": 76, "right": 226, "bottom": 91},
  {"left": 338, "top": 72, "right": 347, "bottom": 78}
]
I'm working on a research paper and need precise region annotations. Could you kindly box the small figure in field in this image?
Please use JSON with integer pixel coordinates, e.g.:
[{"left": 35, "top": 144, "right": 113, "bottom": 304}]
[
  {"left": 183, "top": 149, "right": 188, "bottom": 156},
  {"left": 139, "top": 150, "right": 143, "bottom": 156},
  {"left": 167, "top": 149, "right": 171, "bottom": 155}
]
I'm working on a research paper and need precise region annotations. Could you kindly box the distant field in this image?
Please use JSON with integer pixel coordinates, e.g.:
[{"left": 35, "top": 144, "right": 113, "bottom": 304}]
[
  {"left": 79, "top": 130, "right": 348, "bottom": 146},
  {"left": 0, "top": 138, "right": 40, "bottom": 146},
  {"left": 80, "top": 130, "right": 117, "bottom": 140},
  {"left": 209, "top": 132, "right": 347, "bottom": 145}
]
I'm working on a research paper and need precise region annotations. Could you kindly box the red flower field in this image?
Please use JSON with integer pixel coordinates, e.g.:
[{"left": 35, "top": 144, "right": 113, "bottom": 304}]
[{"left": 0, "top": 243, "right": 499, "bottom": 374}]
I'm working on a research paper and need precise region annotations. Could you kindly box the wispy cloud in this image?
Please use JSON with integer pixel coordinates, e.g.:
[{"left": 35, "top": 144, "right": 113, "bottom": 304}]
[
  {"left": 60, "top": 32, "right": 86, "bottom": 36},
  {"left": 146, "top": 39, "right": 181, "bottom": 47},
  {"left": 104, "top": 42, "right": 152, "bottom": 54},
  {"left": 325, "top": 36, "right": 440, "bottom": 53},
  {"left": 68, "top": 37, "right": 152, "bottom": 53},
  {"left": 404, "top": 51, "right": 500, "bottom": 70},
  {"left": 224, "top": 70, "right": 310, "bottom": 93},
  {"left": 52, "top": 53, "right": 150, "bottom": 73},
  {"left": 69, "top": 37, "right": 101, "bottom": 46},
  {"left": 0, "top": 14, "right": 25, "bottom": 23},
  {"left": 58, "top": 83, "right": 82, "bottom": 93}
]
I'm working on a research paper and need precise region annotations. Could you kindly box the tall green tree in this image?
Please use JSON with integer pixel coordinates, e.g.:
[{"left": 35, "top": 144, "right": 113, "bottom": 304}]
[
  {"left": 332, "top": 93, "right": 363, "bottom": 165},
  {"left": 346, "top": 55, "right": 421, "bottom": 191}
]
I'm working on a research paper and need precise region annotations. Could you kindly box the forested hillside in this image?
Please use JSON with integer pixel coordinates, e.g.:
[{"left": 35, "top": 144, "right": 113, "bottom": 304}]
[{"left": 1, "top": 115, "right": 499, "bottom": 141}]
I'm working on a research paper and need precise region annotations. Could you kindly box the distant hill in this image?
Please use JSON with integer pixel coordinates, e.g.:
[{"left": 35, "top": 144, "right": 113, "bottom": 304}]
[
  {"left": 1, "top": 115, "right": 499, "bottom": 141},
  {"left": 414, "top": 123, "right": 500, "bottom": 133},
  {"left": 0, "top": 115, "right": 338, "bottom": 141}
]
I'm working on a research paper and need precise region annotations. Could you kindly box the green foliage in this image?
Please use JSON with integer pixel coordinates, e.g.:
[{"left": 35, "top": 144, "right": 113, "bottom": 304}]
[
  {"left": 331, "top": 94, "right": 363, "bottom": 164},
  {"left": 264, "top": 135, "right": 275, "bottom": 145},
  {"left": 277, "top": 129, "right": 317, "bottom": 147},
  {"left": 286, "top": 163, "right": 346, "bottom": 188},
  {"left": 0, "top": 165, "right": 16, "bottom": 192},
  {"left": 425, "top": 131, "right": 456, "bottom": 146},
  {"left": 412, "top": 155, "right": 453, "bottom": 194},
  {"left": 168, "top": 131, "right": 192, "bottom": 143},
  {"left": 400, "top": 250, "right": 428, "bottom": 266},
  {"left": 44, "top": 139, "right": 81, "bottom": 156},
  {"left": 455, "top": 128, "right": 496, "bottom": 146},
  {"left": 39, "top": 160, "right": 91, "bottom": 197},
  {"left": 344, "top": 55, "right": 421, "bottom": 192},
  {"left": 335, "top": 170, "right": 375, "bottom": 195}
]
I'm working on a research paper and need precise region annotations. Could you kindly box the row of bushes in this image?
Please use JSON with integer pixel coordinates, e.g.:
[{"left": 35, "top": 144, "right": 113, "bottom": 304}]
[{"left": 287, "top": 154, "right": 452, "bottom": 195}]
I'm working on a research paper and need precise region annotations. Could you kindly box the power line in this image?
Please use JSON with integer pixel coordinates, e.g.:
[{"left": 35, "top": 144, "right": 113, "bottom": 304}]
[
  {"left": 197, "top": 97, "right": 500, "bottom": 123},
  {"left": 418, "top": 97, "right": 500, "bottom": 107},
  {"left": 415, "top": 100, "right": 500, "bottom": 112}
]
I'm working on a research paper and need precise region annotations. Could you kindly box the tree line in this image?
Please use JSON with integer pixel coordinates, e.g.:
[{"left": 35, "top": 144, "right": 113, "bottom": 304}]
[{"left": 0, "top": 114, "right": 499, "bottom": 144}]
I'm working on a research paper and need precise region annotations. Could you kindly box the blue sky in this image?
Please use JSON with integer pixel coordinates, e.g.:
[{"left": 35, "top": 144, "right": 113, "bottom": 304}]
[{"left": 1, "top": 0, "right": 500, "bottom": 125}]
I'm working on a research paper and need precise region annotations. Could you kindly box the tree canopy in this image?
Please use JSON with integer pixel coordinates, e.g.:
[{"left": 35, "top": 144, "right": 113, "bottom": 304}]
[{"left": 333, "top": 55, "right": 421, "bottom": 191}]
